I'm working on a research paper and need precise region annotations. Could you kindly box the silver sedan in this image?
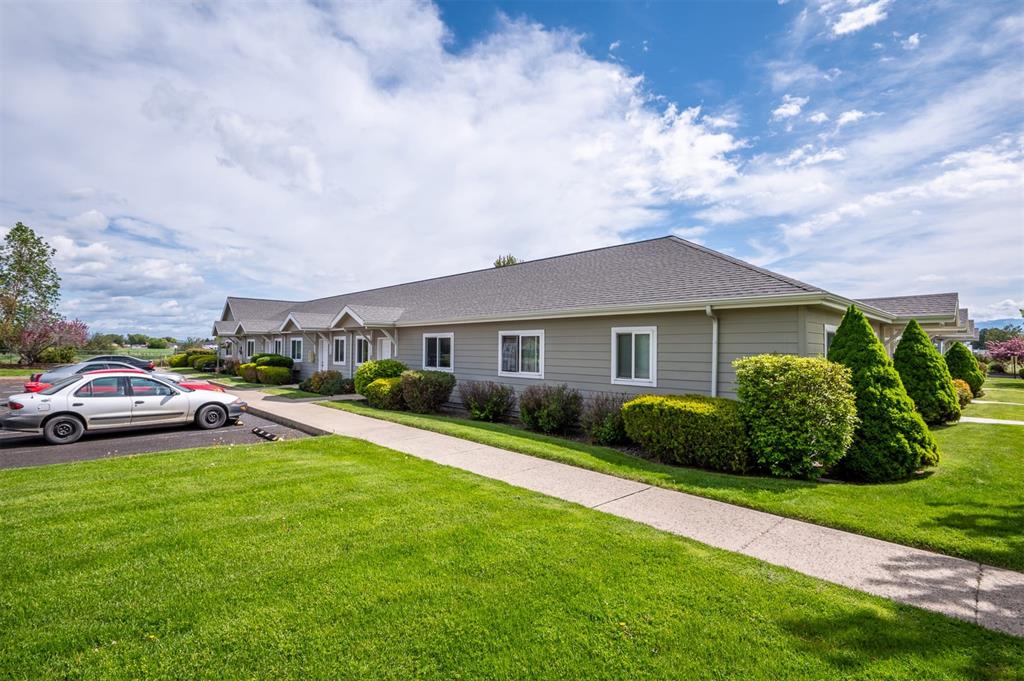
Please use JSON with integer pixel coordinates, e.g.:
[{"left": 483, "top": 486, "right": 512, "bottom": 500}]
[
  {"left": 2, "top": 371, "right": 245, "bottom": 445},
  {"left": 31, "top": 361, "right": 184, "bottom": 385}
]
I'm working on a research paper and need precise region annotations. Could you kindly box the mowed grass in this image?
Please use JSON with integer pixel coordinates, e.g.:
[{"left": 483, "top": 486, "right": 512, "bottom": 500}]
[
  {"left": 0, "top": 368, "right": 30, "bottom": 378},
  {"left": 964, "top": 402, "right": 1024, "bottom": 421},
  {"left": 323, "top": 401, "right": 1024, "bottom": 572},
  {"left": 1, "top": 437, "right": 1021, "bottom": 680}
]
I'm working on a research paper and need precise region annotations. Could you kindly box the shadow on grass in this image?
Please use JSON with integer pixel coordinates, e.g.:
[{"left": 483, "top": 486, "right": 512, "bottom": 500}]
[{"left": 925, "top": 501, "right": 1024, "bottom": 571}]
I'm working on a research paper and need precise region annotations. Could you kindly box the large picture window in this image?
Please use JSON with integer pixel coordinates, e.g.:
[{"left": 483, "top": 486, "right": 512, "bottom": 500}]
[
  {"left": 611, "top": 326, "right": 656, "bottom": 387},
  {"left": 289, "top": 337, "right": 303, "bottom": 362},
  {"left": 423, "top": 333, "right": 453, "bottom": 371},
  {"left": 333, "top": 336, "right": 346, "bottom": 364},
  {"left": 356, "top": 338, "right": 370, "bottom": 364},
  {"left": 498, "top": 330, "right": 544, "bottom": 379}
]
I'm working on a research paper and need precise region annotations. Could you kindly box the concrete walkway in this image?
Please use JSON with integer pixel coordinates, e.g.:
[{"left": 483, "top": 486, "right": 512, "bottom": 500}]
[
  {"left": 960, "top": 416, "right": 1024, "bottom": 426},
  {"left": 233, "top": 389, "right": 1024, "bottom": 638}
]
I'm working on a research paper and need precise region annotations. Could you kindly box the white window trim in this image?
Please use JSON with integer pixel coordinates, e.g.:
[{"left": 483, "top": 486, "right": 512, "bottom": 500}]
[
  {"left": 273, "top": 338, "right": 283, "bottom": 355},
  {"left": 824, "top": 324, "right": 838, "bottom": 355},
  {"left": 245, "top": 339, "right": 255, "bottom": 358},
  {"left": 497, "top": 330, "right": 545, "bottom": 379},
  {"left": 611, "top": 326, "right": 657, "bottom": 387},
  {"left": 289, "top": 336, "right": 304, "bottom": 363},
  {"left": 333, "top": 335, "right": 347, "bottom": 365},
  {"left": 422, "top": 332, "right": 454, "bottom": 372}
]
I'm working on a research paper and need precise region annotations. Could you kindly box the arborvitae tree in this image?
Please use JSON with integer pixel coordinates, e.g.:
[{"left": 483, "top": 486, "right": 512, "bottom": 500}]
[
  {"left": 944, "top": 342, "right": 986, "bottom": 397},
  {"left": 894, "top": 320, "right": 961, "bottom": 424},
  {"left": 827, "top": 305, "right": 938, "bottom": 481},
  {"left": 493, "top": 254, "right": 519, "bottom": 267}
]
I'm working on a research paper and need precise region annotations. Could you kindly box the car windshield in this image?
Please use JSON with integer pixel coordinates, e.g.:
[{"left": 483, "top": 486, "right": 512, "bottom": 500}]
[{"left": 39, "top": 376, "right": 81, "bottom": 395}]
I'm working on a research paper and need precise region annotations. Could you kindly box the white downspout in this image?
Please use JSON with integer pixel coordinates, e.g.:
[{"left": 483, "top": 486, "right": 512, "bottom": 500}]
[{"left": 705, "top": 305, "right": 719, "bottom": 398}]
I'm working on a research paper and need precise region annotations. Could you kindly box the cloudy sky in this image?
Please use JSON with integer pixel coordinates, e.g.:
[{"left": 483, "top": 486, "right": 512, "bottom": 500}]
[{"left": 1, "top": 0, "right": 1021, "bottom": 336}]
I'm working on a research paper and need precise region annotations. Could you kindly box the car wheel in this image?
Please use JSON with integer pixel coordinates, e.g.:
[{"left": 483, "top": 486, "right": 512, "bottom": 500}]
[
  {"left": 196, "top": 404, "right": 228, "bottom": 430},
  {"left": 43, "top": 415, "right": 85, "bottom": 445}
]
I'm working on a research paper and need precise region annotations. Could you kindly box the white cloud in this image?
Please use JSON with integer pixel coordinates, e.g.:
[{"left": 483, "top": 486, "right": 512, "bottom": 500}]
[
  {"left": 69, "top": 209, "right": 108, "bottom": 232},
  {"left": 831, "top": 0, "right": 890, "bottom": 36},
  {"left": 608, "top": 40, "right": 620, "bottom": 51},
  {"left": 775, "top": 144, "right": 846, "bottom": 167},
  {"left": 772, "top": 94, "right": 809, "bottom": 120},
  {"left": 807, "top": 111, "right": 829, "bottom": 124},
  {"left": 671, "top": 226, "right": 709, "bottom": 244},
  {"left": 972, "top": 299, "right": 1024, "bottom": 322},
  {"left": 902, "top": 33, "right": 921, "bottom": 50}
]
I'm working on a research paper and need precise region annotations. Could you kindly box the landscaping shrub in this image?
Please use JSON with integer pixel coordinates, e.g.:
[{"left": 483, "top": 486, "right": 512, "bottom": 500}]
[
  {"left": 952, "top": 379, "right": 973, "bottom": 408},
  {"left": 945, "top": 342, "right": 985, "bottom": 397},
  {"left": 39, "top": 346, "right": 77, "bottom": 363},
  {"left": 580, "top": 393, "right": 630, "bottom": 445},
  {"left": 254, "top": 354, "right": 293, "bottom": 369},
  {"left": 221, "top": 359, "right": 239, "bottom": 376},
  {"left": 354, "top": 359, "right": 408, "bottom": 395},
  {"left": 401, "top": 370, "right": 456, "bottom": 413},
  {"left": 622, "top": 394, "right": 751, "bottom": 473},
  {"left": 988, "top": 361, "right": 1005, "bottom": 374},
  {"left": 893, "top": 320, "right": 961, "bottom": 425},
  {"left": 238, "top": 363, "right": 259, "bottom": 383},
  {"left": 459, "top": 381, "right": 516, "bottom": 422},
  {"left": 734, "top": 355, "right": 857, "bottom": 479},
  {"left": 364, "top": 377, "right": 405, "bottom": 410},
  {"left": 256, "top": 366, "right": 292, "bottom": 385},
  {"left": 319, "top": 374, "right": 354, "bottom": 396},
  {"left": 518, "top": 384, "right": 582, "bottom": 434},
  {"left": 191, "top": 355, "right": 216, "bottom": 370},
  {"left": 827, "top": 306, "right": 938, "bottom": 481},
  {"left": 167, "top": 353, "right": 190, "bottom": 368}
]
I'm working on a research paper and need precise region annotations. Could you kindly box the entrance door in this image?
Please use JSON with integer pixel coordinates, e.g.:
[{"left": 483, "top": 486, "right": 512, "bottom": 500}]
[
  {"left": 377, "top": 338, "right": 393, "bottom": 360},
  {"left": 319, "top": 338, "right": 330, "bottom": 371}
]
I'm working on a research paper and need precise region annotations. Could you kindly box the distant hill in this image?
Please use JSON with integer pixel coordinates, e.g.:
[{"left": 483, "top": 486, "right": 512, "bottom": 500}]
[{"left": 976, "top": 318, "right": 1023, "bottom": 330}]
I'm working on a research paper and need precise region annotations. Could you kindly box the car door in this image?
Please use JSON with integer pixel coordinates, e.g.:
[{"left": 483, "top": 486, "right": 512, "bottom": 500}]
[
  {"left": 128, "top": 377, "right": 191, "bottom": 425},
  {"left": 71, "top": 376, "right": 133, "bottom": 429}
]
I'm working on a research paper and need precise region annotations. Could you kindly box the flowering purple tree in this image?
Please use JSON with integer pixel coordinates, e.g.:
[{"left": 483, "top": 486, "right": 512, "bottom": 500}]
[
  {"left": 987, "top": 337, "right": 1024, "bottom": 377},
  {"left": 13, "top": 314, "right": 89, "bottom": 364}
]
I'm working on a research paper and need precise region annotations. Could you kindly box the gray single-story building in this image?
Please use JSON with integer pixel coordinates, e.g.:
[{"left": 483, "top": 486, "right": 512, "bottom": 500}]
[{"left": 213, "top": 236, "right": 977, "bottom": 399}]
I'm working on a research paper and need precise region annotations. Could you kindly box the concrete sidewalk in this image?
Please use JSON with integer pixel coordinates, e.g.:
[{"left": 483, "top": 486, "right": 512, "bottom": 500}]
[
  {"left": 960, "top": 416, "right": 1024, "bottom": 426},
  {"left": 237, "top": 389, "right": 1024, "bottom": 637}
]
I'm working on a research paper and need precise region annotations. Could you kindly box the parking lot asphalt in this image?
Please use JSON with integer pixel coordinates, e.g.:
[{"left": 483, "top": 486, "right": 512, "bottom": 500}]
[{"left": 0, "top": 379, "right": 309, "bottom": 469}]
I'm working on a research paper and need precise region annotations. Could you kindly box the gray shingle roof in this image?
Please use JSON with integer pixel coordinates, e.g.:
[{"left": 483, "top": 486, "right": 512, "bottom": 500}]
[
  {"left": 230, "top": 237, "right": 824, "bottom": 328},
  {"left": 857, "top": 292, "right": 959, "bottom": 318},
  {"left": 238, "top": 319, "right": 285, "bottom": 333},
  {"left": 213, "top": 320, "right": 240, "bottom": 335}
]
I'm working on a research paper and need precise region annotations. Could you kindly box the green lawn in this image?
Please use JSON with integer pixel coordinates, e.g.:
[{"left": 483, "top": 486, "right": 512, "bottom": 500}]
[
  {"left": 322, "top": 401, "right": 1024, "bottom": 572},
  {"left": 982, "top": 376, "right": 1024, "bottom": 404},
  {"left": 964, "top": 402, "right": 1024, "bottom": 421},
  {"left": 0, "top": 368, "right": 30, "bottom": 378},
  {"left": 1, "top": 437, "right": 1020, "bottom": 679}
]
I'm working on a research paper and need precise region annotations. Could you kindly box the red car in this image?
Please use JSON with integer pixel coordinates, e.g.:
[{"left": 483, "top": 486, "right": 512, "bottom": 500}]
[{"left": 24, "top": 369, "right": 224, "bottom": 394}]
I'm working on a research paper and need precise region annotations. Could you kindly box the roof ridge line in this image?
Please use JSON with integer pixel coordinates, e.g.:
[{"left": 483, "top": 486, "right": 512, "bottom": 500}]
[{"left": 665, "top": 235, "right": 821, "bottom": 294}]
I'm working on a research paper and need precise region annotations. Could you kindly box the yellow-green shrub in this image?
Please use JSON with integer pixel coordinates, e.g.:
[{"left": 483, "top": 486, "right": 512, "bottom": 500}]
[
  {"left": 364, "top": 377, "right": 405, "bottom": 410},
  {"left": 256, "top": 366, "right": 292, "bottom": 385},
  {"left": 238, "top": 363, "right": 259, "bottom": 382},
  {"left": 622, "top": 394, "right": 750, "bottom": 473}
]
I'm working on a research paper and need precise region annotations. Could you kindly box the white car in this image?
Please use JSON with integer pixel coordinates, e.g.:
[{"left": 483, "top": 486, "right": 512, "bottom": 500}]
[{"left": 1, "top": 370, "right": 246, "bottom": 445}]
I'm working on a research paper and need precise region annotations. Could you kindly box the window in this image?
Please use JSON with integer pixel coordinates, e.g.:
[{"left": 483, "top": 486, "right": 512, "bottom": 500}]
[
  {"left": 824, "top": 324, "right": 837, "bottom": 355},
  {"left": 423, "top": 333, "right": 453, "bottom": 371},
  {"left": 129, "top": 376, "right": 174, "bottom": 396},
  {"left": 246, "top": 339, "right": 255, "bottom": 357},
  {"left": 274, "top": 338, "right": 282, "bottom": 355},
  {"left": 75, "top": 377, "right": 126, "bottom": 398},
  {"left": 290, "top": 337, "right": 303, "bottom": 362},
  {"left": 611, "top": 327, "right": 657, "bottom": 386},
  {"left": 356, "top": 338, "right": 370, "bottom": 364},
  {"left": 333, "top": 336, "right": 346, "bottom": 364},
  {"left": 498, "top": 330, "right": 544, "bottom": 378}
]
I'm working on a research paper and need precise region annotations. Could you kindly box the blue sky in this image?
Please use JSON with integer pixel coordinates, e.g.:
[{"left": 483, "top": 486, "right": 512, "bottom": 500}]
[{"left": 0, "top": 0, "right": 1021, "bottom": 336}]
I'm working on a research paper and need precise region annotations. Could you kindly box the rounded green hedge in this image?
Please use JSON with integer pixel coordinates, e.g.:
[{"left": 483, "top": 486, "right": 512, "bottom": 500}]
[
  {"left": 354, "top": 359, "right": 408, "bottom": 395},
  {"left": 894, "top": 320, "right": 960, "bottom": 425},
  {"left": 364, "top": 377, "right": 405, "bottom": 410},
  {"left": 191, "top": 355, "right": 216, "bottom": 370},
  {"left": 238, "top": 363, "right": 259, "bottom": 383},
  {"left": 622, "top": 394, "right": 751, "bottom": 473},
  {"left": 400, "top": 370, "right": 456, "bottom": 413},
  {"left": 255, "top": 366, "right": 291, "bottom": 385},
  {"left": 254, "top": 354, "right": 294, "bottom": 369},
  {"left": 734, "top": 354, "right": 857, "bottom": 479}
]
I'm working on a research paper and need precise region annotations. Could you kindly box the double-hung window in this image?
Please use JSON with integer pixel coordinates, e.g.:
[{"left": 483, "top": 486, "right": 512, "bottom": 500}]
[
  {"left": 289, "top": 337, "right": 303, "bottom": 363},
  {"left": 333, "top": 336, "right": 346, "bottom": 364},
  {"left": 823, "top": 324, "right": 837, "bottom": 355},
  {"left": 356, "top": 338, "right": 370, "bottom": 364},
  {"left": 273, "top": 338, "right": 282, "bottom": 355},
  {"left": 423, "top": 333, "right": 453, "bottom": 371},
  {"left": 498, "top": 330, "right": 544, "bottom": 379},
  {"left": 246, "top": 339, "right": 255, "bottom": 357},
  {"left": 611, "top": 327, "right": 656, "bottom": 386}
]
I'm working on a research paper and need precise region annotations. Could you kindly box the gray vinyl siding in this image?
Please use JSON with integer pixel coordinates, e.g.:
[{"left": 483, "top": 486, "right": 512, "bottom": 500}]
[
  {"left": 803, "top": 306, "right": 843, "bottom": 357},
  {"left": 396, "top": 307, "right": 805, "bottom": 400}
]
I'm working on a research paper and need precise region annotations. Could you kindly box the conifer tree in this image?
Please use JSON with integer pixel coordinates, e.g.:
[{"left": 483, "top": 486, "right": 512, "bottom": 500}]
[
  {"left": 944, "top": 342, "right": 986, "bottom": 397},
  {"left": 894, "top": 320, "right": 961, "bottom": 424}
]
